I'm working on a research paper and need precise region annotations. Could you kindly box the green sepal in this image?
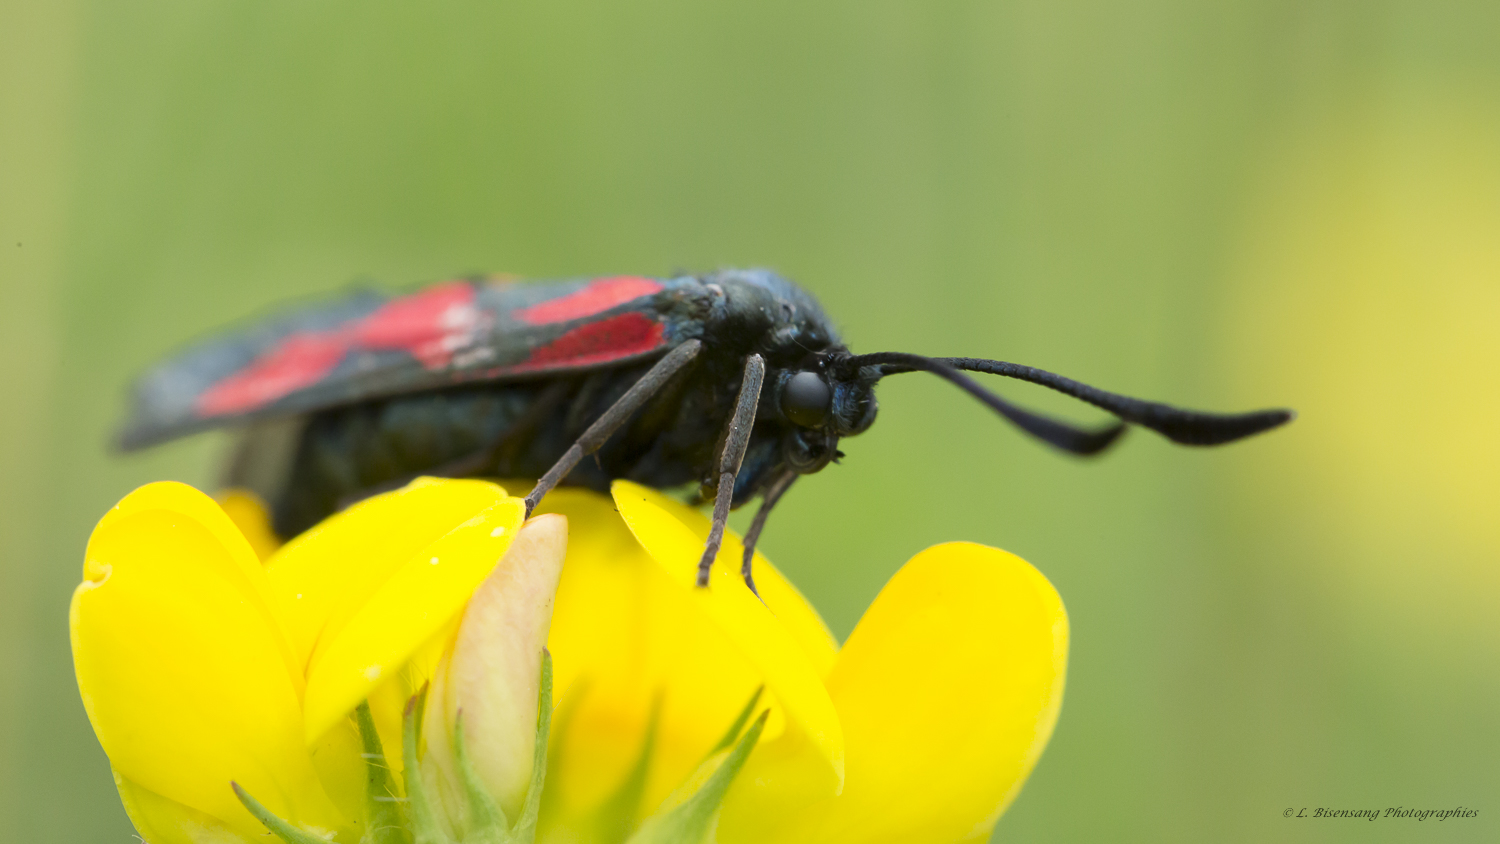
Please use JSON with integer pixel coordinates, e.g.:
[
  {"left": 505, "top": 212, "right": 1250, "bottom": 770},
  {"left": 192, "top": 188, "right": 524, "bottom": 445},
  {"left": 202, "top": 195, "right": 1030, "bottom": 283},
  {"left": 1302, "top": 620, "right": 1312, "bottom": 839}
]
[
  {"left": 623, "top": 709, "right": 769, "bottom": 844},
  {"left": 228, "top": 655, "right": 558, "bottom": 844},
  {"left": 231, "top": 781, "right": 338, "bottom": 844},
  {"left": 707, "top": 685, "right": 762, "bottom": 756},
  {"left": 451, "top": 712, "right": 508, "bottom": 843},
  {"left": 355, "top": 700, "right": 410, "bottom": 844},
  {"left": 509, "top": 649, "right": 553, "bottom": 841},
  {"left": 403, "top": 686, "right": 455, "bottom": 844},
  {"left": 535, "top": 676, "right": 589, "bottom": 837},
  {"left": 444, "top": 649, "right": 553, "bottom": 844}
]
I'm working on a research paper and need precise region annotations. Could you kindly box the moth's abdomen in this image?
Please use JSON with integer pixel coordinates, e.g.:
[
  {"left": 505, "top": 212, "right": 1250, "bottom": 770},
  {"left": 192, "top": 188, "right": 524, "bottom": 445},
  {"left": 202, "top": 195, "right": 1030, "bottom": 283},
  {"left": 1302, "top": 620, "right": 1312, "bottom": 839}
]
[{"left": 269, "top": 385, "right": 544, "bottom": 537}]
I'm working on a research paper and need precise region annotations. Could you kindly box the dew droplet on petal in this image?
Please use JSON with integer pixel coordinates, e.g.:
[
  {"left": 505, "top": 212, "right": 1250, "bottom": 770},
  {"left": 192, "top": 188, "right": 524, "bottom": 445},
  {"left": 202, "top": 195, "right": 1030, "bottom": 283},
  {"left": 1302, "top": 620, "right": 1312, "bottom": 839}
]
[
  {"left": 490, "top": 526, "right": 506, "bottom": 537},
  {"left": 430, "top": 556, "right": 440, "bottom": 565},
  {"left": 363, "top": 665, "right": 381, "bottom": 681}
]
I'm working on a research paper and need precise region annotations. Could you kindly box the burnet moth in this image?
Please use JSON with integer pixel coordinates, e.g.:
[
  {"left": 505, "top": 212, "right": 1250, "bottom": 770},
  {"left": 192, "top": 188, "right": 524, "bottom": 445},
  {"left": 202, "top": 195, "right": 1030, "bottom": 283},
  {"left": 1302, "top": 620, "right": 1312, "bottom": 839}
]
[{"left": 118, "top": 269, "right": 1293, "bottom": 592}]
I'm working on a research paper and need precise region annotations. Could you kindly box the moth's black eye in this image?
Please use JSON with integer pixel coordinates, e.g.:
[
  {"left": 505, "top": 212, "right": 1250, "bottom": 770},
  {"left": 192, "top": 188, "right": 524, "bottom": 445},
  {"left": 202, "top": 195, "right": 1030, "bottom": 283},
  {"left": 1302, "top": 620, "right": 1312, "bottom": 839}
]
[{"left": 782, "top": 371, "right": 832, "bottom": 428}]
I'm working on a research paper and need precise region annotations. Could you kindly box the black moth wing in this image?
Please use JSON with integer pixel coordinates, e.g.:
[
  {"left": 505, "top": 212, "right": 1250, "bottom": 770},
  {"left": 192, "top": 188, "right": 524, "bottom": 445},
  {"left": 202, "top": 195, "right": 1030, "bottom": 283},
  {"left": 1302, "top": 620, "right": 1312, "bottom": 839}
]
[{"left": 116, "top": 274, "right": 711, "bottom": 450}]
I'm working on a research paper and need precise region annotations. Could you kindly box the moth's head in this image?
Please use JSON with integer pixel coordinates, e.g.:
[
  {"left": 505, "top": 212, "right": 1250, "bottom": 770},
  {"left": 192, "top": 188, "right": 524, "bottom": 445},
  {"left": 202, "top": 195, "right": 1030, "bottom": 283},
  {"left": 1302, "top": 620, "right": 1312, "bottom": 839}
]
[
  {"left": 771, "top": 352, "right": 880, "bottom": 474},
  {"left": 771, "top": 346, "right": 1297, "bottom": 478}
]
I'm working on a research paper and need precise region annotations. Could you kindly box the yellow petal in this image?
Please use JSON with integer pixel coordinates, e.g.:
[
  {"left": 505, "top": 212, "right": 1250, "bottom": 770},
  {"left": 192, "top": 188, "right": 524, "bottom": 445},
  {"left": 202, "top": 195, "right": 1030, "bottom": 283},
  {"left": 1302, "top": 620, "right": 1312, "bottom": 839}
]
[
  {"left": 626, "top": 488, "right": 839, "bottom": 679},
  {"left": 114, "top": 770, "right": 249, "bottom": 844},
  {"left": 265, "top": 477, "right": 512, "bottom": 672},
  {"left": 305, "top": 718, "right": 366, "bottom": 831},
  {"left": 87, "top": 482, "right": 302, "bottom": 693},
  {"left": 364, "top": 614, "right": 460, "bottom": 785},
  {"left": 88, "top": 481, "right": 260, "bottom": 564},
  {"left": 792, "top": 542, "right": 1069, "bottom": 844},
  {"left": 608, "top": 481, "right": 844, "bottom": 787},
  {"left": 71, "top": 485, "right": 345, "bottom": 835},
  {"left": 216, "top": 488, "right": 283, "bottom": 562},
  {"left": 301, "top": 492, "right": 526, "bottom": 743},
  {"left": 424, "top": 514, "right": 568, "bottom": 823},
  {"left": 533, "top": 489, "right": 774, "bottom": 830}
]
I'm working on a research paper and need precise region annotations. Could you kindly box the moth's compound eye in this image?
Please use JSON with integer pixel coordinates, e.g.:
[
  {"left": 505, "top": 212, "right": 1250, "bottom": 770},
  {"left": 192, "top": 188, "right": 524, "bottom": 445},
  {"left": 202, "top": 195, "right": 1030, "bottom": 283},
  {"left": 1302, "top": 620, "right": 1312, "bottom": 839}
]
[{"left": 782, "top": 371, "right": 832, "bottom": 428}]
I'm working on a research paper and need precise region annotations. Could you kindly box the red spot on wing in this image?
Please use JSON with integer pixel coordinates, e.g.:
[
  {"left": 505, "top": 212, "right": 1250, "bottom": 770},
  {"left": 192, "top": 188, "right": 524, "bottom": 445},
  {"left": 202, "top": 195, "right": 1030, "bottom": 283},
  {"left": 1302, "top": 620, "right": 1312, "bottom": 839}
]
[
  {"left": 195, "top": 333, "right": 349, "bottom": 416},
  {"left": 194, "top": 282, "right": 491, "bottom": 417},
  {"left": 353, "top": 281, "right": 485, "bottom": 368},
  {"left": 515, "top": 312, "right": 666, "bottom": 371},
  {"left": 511, "top": 276, "right": 663, "bottom": 325}
]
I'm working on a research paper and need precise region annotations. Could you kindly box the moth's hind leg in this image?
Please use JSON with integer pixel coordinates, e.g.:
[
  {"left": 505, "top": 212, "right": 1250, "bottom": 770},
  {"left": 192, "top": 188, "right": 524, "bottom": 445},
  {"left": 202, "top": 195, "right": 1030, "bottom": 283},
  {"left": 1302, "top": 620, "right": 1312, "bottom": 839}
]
[{"left": 738, "top": 470, "right": 796, "bottom": 596}]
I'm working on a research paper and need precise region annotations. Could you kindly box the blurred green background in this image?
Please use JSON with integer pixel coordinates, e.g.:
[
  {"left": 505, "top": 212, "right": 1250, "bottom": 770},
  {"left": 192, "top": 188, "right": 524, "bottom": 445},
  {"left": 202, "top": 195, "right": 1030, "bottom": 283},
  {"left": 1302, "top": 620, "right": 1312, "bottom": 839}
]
[{"left": 3, "top": 1, "right": 1497, "bottom": 841}]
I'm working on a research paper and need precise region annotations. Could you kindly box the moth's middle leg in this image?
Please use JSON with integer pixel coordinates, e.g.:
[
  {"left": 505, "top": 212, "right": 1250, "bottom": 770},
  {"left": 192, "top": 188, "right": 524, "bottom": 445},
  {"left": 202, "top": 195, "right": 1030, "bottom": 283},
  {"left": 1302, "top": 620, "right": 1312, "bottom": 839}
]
[{"left": 697, "top": 354, "right": 766, "bottom": 589}]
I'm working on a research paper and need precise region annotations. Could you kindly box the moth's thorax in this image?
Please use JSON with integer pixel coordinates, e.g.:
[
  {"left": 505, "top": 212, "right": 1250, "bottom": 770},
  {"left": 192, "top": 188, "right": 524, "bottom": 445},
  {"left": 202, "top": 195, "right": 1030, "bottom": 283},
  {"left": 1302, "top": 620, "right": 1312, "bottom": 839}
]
[
  {"left": 676, "top": 271, "right": 881, "bottom": 486},
  {"left": 696, "top": 269, "right": 842, "bottom": 364}
]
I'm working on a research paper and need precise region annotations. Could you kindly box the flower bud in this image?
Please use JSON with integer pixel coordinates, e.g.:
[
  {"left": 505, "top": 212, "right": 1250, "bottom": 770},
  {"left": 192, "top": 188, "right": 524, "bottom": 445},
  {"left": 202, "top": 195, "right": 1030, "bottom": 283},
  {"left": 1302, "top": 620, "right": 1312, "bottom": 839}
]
[{"left": 423, "top": 514, "right": 568, "bottom": 827}]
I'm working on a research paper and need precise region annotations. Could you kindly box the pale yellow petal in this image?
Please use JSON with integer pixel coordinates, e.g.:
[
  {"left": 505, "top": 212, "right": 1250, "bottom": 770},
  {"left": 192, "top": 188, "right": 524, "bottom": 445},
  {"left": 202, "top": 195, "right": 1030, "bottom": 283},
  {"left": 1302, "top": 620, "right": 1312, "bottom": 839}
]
[
  {"left": 424, "top": 514, "right": 568, "bottom": 823},
  {"left": 301, "top": 494, "right": 526, "bottom": 744},
  {"left": 787, "top": 542, "right": 1069, "bottom": 844},
  {"left": 72, "top": 494, "right": 346, "bottom": 835}
]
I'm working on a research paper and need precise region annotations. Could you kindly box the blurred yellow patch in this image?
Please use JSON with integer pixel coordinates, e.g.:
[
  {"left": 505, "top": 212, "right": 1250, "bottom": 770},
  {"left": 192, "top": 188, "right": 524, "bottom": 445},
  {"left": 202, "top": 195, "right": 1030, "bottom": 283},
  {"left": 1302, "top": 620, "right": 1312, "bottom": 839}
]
[{"left": 1224, "top": 92, "right": 1500, "bottom": 640}]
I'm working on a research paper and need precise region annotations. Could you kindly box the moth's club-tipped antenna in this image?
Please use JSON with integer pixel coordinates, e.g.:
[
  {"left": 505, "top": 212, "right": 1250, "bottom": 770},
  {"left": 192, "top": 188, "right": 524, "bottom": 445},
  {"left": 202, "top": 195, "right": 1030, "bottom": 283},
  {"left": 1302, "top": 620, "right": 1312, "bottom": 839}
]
[
  {"left": 848, "top": 352, "right": 1293, "bottom": 453},
  {"left": 845, "top": 352, "right": 1125, "bottom": 455}
]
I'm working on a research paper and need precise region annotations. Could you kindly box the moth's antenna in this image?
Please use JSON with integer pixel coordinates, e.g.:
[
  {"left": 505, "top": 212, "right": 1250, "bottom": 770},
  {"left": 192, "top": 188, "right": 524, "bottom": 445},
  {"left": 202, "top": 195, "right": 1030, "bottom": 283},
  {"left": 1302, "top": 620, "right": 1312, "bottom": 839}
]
[
  {"left": 851, "top": 352, "right": 1294, "bottom": 448},
  {"left": 843, "top": 352, "right": 1125, "bottom": 455}
]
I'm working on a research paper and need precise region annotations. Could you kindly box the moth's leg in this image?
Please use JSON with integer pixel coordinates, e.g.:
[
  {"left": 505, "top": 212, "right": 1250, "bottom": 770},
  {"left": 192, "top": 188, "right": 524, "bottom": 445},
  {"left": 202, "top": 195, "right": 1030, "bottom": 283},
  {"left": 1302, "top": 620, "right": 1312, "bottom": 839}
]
[
  {"left": 697, "top": 354, "right": 767, "bottom": 588},
  {"left": 524, "top": 339, "right": 703, "bottom": 516},
  {"left": 739, "top": 470, "right": 797, "bottom": 596}
]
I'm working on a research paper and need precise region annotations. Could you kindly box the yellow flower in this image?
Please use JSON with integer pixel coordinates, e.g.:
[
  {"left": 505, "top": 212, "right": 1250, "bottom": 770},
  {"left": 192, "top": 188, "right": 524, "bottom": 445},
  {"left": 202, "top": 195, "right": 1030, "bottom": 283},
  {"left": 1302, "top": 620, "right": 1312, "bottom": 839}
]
[
  {"left": 70, "top": 477, "right": 531, "bottom": 842},
  {"left": 72, "top": 476, "right": 1067, "bottom": 844},
  {"left": 534, "top": 482, "right": 1069, "bottom": 844}
]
